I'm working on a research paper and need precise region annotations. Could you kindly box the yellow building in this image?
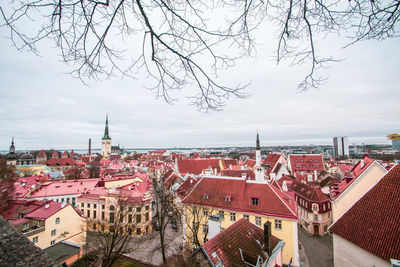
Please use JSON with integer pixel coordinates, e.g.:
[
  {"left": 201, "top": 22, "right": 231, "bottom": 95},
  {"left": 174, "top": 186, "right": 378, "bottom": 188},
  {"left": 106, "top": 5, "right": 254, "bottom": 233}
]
[
  {"left": 77, "top": 181, "right": 153, "bottom": 237},
  {"left": 3, "top": 200, "right": 86, "bottom": 250},
  {"left": 181, "top": 176, "right": 300, "bottom": 267}
]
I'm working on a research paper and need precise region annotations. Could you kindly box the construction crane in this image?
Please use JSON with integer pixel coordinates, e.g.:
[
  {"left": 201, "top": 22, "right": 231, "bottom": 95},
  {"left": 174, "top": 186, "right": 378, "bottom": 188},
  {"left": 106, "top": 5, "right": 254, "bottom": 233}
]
[{"left": 387, "top": 133, "right": 400, "bottom": 140}]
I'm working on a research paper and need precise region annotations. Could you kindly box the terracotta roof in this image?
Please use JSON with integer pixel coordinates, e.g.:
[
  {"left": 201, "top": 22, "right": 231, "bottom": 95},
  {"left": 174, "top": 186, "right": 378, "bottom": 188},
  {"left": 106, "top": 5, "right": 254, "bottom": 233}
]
[
  {"left": 29, "top": 179, "right": 100, "bottom": 197},
  {"left": 329, "top": 164, "right": 400, "bottom": 262},
  {"left": 176, "top": 176, "right": 198, "bottom": 199},
  {"left": 46, "top": 158, "right": 77, "bottom": 167},
  {"left": 36, "top": 149, "right": 47, "bottom": 158},
  {"left": 350, "top": 154, "right": 374, "bottom": 178},
  {"left": 220, "top": 169, "right": 255, "bottom": 180},
  {"left": 177, "top": 159, "right": 222, "bottom": 175},
  {"left": 289, "top": 154, "right": 325, "bottom": 173},
  {"left": 263, "top": 153, "right": 282, "bottom": 174},
  {"left": 280, "top": 176, "right": 330, "bottom": 202},
  {"left": 51, "top": 151, "right": 59, "bottom": 158},
  {"left": 1, "top": 200, "right": 44, "bottom": 221},
  {"left": 245, "top": 159, "right": 256, "bottom": 168},
  {"left": 202, "top": 218, "right": 280, "bottom": 267},
  {"left": 183, "top": 176, "right": 297, "bottom": 219},
  {"left": 25, "top": 201, "right": 66, "bottom": 220}
]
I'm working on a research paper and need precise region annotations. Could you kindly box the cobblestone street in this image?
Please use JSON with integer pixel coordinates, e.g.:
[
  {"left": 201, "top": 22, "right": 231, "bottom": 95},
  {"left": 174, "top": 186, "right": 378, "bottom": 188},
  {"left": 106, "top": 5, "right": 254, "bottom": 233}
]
[{"left": 298, "top": 226, "right": 333, "bottom": 267}]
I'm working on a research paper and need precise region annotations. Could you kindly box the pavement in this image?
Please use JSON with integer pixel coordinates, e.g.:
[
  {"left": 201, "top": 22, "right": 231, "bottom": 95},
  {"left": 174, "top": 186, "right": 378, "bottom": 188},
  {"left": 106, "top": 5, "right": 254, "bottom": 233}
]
[{"left": 298, "top": 225, "right": 333, "bottom": 267}]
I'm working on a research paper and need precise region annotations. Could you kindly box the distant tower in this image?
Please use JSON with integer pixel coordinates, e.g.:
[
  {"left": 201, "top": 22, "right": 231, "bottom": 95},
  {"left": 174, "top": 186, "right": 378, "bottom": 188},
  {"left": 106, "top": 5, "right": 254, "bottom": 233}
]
[
  {"left": 6, "top": 137, "right": 18, "bottom": 165},
  {"left": 333, "top": 136, "right": 349, "bottom": 157},
  {"left": 255, "top": 132, "right": 264, "bottom": 181},
  {"left": 101, "top": 114, "right": 112, "bottom": 157}
]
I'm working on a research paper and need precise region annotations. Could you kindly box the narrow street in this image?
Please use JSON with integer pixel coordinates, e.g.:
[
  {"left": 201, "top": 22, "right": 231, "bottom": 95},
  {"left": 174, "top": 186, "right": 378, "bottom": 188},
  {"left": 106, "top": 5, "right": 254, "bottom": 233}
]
[{"left": 298, "top": 226, "right": 333, "bottom": 267}]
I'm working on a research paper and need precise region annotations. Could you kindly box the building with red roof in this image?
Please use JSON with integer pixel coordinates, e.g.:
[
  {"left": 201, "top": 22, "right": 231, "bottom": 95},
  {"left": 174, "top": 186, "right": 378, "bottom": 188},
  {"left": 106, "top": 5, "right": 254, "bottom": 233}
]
[
  {"left": 198, "top": 218, "right": 284, "bottom": 267},
  {"left": 331, "top": 155, "right": 387, "bottom": 222},
  {"left": 329, "top": 164, "right": 400, "bottom": 266},
  {"left": 288, "top": 154, "right": 325, "bottom": 182},
  {"left": 263, "top": 153, "right": 289, "bottom": 180},
  {"left": 1, "top": 200, "right": 86, "bottom": 250},
  {"left": 51, "top": 151, "right": 59, "bottom": 159},
  {"left": 77, "top": 178, "right": 153, "bottom": 237},
  {"left": 181, "top": 175, "right": 299, "bottom": 266},
  {"left": 36, "top": 149, "right": 47, "bottom": 164},
  {"left": 280, "top": 176, "right": 332, "bottom": 236},
  {"left": 46, "top": 158, "right": 77, "bottom": 171},
  {"left": 177, "top": 158, "right": 222, "bottom": 175}
]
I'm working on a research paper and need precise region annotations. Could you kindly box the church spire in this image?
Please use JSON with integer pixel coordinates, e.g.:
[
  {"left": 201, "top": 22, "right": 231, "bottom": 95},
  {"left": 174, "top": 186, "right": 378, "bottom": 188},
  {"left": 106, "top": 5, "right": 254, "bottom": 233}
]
[
  {"left": 9, "top": 137, "right": 15, "bottom": 153},
  {"left": 103, "top": 114, "right": 110, "bottom": 139},
  {"left": 256, "top": 131, "right": 260, "bottom": 150}
]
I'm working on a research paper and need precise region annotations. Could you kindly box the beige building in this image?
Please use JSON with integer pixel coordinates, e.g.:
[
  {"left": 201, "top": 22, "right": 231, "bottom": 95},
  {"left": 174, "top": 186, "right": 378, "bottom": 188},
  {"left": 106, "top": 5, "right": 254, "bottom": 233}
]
[
  {"left": 2, "top": 200, "right": 86, "bottom": 250},
  {"left": 331, "top": 155, "right": 387, "bottom": 222},
  {"left": 77, "top": 182, "right": 153, "bottom": 237}
]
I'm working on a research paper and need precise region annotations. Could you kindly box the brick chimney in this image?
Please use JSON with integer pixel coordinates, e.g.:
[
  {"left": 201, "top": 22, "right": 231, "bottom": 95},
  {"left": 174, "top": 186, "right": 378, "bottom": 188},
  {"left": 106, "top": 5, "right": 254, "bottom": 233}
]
[{"left": 264, "top": 221, "right": 272, "bottom": 255}]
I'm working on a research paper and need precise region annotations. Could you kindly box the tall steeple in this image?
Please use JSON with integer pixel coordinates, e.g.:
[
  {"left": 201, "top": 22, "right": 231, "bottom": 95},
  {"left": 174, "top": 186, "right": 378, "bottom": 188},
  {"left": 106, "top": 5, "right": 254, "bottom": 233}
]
[
  {"left": 256, "top": 131, "right": 260, "bottom": 151},
  {"left": 255, "top": 131, "right": 264, "bottom": 181},
  {"left": 9, "top": 137, "right": 15, "bottom": 153},
  {"left": 103, "top": 114, "right": 110, "bottom": 139}
]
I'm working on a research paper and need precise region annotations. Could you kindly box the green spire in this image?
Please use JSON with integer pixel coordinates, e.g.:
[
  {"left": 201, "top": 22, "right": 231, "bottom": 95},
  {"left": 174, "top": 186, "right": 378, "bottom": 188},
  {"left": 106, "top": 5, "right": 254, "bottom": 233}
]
[{"left": 103, "top": 114, "right": 110, "bottom": 139}]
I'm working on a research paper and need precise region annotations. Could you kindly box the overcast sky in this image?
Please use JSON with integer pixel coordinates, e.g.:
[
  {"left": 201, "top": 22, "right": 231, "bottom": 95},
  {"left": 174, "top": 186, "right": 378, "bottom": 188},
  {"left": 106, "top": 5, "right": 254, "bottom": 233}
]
[{"left": 1, "top": 14, "right": 399, "bottom": 150}]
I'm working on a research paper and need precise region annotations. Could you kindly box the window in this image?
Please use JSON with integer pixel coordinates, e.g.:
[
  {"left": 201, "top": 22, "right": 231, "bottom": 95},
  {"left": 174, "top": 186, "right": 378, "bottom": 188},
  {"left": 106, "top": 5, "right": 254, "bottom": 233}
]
[
  {"left": 136, "top": 214, "right": 142, "bottom": 223},
  {"left": 145, "top": 205, "right": 149, "bottom": 210},
  {"left": 110, "top": 212, "right": 115, "bottom": 223},
  {"left": 93, "top": 223, "right": 97, "bottom": 230},
  {"left": 128, "top": 214, "right": 132, "bottom": 223},
  {"left": 128, "top": 207, "right": 132, "bottom": 212},
  {"left": 51, "top": 229, "right": 56, "bottom": 236},
  {"left": 202, "top": 224, "right": 208, "bottom": 233},
  {"left": 50, "top": 240, "right": 55, "bottom": 246},
  {"left": 255, "top": 217, "right": 262, "bottom": 226},
  {"left": 203, "top": 193, "right": 209, "bottom": 199},
  {"left": 87, "top": 203, "right": 91, "bottom": 208},
  {"left": 145, "top": 213, "right": 149, "bottom": 222},
  {"left": 312, "top": 203, "right": 319, "bottom": 211},
  {"left": 328, "top": 212, "right": 331, "bottom": 219},
  {"left": 136, "top": 228, "right": 141, "bottom": 235},
  {"left": 66, "top": 198, "right": 70, "bottom": 203},
  {"left": 137, "top": 207, "right": 141, "bottom": 212},
  {"left": 93, "top": 210, "right": 97, "bottom": 219},
  {"left": 230, "top": 213, "right": 236, "bottom": 222},
  {"left": 102, "top": 205, "right": 105, "bottom": 209},
  {"left": 243, "top": 214, "right": 249, "bottom": 221},
  {"left": 87, "top": 210, "right": 90, "bottom": 218},
  {"left": 219, "top": 211, "right": 224, "bottom": 220},
  {"left": 251, "top": 197, "right": 259, "bottom": 206},
  {"left": 225, "top": 195, "right": 231, "bottom": 202},
  {"left": 274, "top": 220, "right": 282, "bottom": 230},
  {"left": 72, "top": 198, "right": 76, "bottom": 206},
  {"left": 81, "top": 203, "right": 84, "bottom": 207},
  {"left": 203, "top": 209, "right": 208, "bottom": 217},
  {"left": 314, "top": 214, "right": 318, "bottom": 221},
  {"left": 32, "top": 236, "right": 38, "bottom": 243},
  {"left": 102, "top": 211, "right": 105, "bottom": 220},
  {"left": 55, "top": 217, "right": 60, "bottom": 224},
  {"left": 110, "top": 205, "right": 115, "bottom": 211},
  {"left": 94, "top": 204, "right": 97, "bottom": 209},
  {"left": 22, "top": 223, "right": 29, "bottom": 230}
]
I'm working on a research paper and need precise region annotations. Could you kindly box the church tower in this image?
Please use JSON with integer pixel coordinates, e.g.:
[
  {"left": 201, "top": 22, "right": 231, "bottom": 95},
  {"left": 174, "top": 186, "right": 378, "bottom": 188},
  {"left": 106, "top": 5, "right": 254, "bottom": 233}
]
[
  {"left": 101, "top": 114, "right": 112, "bottom": 157},
  {"left": 254, "top": 132, "right": 264, "bottom": 181}
]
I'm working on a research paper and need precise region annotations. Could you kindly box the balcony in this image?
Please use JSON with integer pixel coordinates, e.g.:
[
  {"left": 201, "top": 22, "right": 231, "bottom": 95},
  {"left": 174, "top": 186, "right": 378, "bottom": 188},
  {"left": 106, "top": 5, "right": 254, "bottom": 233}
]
[{"left": 23, "top": 225, "right": 45, "bottom": 237}]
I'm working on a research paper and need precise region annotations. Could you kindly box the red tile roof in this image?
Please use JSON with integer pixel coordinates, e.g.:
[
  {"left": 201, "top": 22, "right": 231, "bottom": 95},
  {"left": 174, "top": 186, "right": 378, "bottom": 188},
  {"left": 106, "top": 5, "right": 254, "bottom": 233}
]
[
  {"left": 350, "top": 154, "right": 374, "bottom": 178},
  {"left": 46, "top": 158, "right": 77, "bottom": 167},
  {"left": 12, "top": 175, "right": 49, "bottom": 198},
  {"left": 29, "top": 179, "right": 100, "bottom": 197},
  {"left": 51, "top": 151, "right": 59, "bottom": 158},
  {"left": 329, "top": 164, "right": 400, "bottom": 262},
  {"left": 202, "top": 218, "right": 280, "bottom": 267},
  {"left": 25, "top": 201, "right": 66, "bottom": 220},
  {"left": 220, "top": 169, "right": 255, "bottom": 180},
  {"left": 280, "top": 176, "right": 330, "bottom": 202},
  {"left": 176, "top": 176, "right": 198, "bottom": 199},
  {"left": 36, "top": 149, "right": 47, "bottom": 158},
  {"left": 289, "top": 154, "right": 325, "bottom": 173},
  {"left": 1, "top": 200, "right": 44, "bottom": 221},
  {"left": 177, "top": 159, "right": 222, "bottom": 175},
  {"left": 182, "top": 176, "right": 297, "bottom": 220}
]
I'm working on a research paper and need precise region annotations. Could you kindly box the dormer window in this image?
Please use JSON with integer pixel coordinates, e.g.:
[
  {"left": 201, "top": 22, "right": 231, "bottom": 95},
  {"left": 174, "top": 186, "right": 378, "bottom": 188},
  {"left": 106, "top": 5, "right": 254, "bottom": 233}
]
[
  {"left": 312, "top": 203, "right": 319, "bottom": 211},
  {"left": 251, "top": 197, "right": 259, "bottom": 206},
  {"left": 203, "top": 193, "right": 209, "bottom": 200},
  {"left": 225, "top": 195, "right": 231, "bottom": 202}
]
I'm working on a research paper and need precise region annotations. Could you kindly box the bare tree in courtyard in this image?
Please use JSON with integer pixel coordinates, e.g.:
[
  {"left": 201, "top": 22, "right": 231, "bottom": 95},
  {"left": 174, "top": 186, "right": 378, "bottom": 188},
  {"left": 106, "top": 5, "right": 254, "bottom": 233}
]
[
  {"left": 85, "top": 189, "right": 144, "bottom": 267},
  {"left": 1, "top": 0, "right": 399, "bottom": 109},
  {"left": 150, "top": 169, "right": 180, "bottom": 264},
  {"left": 0, "top": 160, "right": 17, "bottom": 213}
]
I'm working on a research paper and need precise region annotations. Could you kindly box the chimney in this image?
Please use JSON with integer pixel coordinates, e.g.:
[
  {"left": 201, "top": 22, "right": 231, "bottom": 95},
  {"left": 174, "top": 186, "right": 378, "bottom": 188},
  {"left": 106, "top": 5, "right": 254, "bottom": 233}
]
[
  {"left": 89, "top": 138, "right": 92, "bottom": 155},
  {"left": 241, "top": 173, "right": 247, "bottom": 179},
  {"left": 264, "top": 221, "right": 272, "bottom": 255},
  {"left": 360, "top": 159, "right": 365, "bottom": 168},
  {"left": 45, "top": 204, "right": 50, "bottom": 209}
]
